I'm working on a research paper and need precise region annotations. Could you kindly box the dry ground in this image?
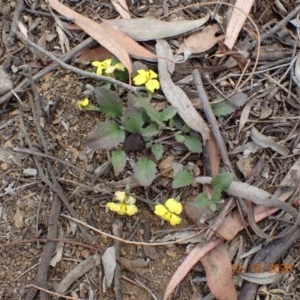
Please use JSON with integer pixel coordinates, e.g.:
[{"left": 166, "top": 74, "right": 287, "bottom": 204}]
[{"left": 1, "top": 0, "right": 300, "bottom": 299}]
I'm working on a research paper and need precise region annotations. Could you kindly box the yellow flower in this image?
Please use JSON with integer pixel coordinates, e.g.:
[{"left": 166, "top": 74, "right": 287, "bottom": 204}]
[
  {"left": 76, "top": 98, "right": 100, "bottom": 111},
  {"left": 106, "top": 191, "right": 138, "bottom": 216},
  {"left": 106, "top": 202, "right": 138, "bottom": 216},
  {"left": 154, "top": 198, "right": 182, "bottom": 225},
  {"left": 133, "top": 69, "right": 160, "bottom": 93},
  {"left": 77, "top": 97, "right": 90, "bottom": 110},
  {"left": 91, "top": 59, "right": 125, "bottom": 75}
]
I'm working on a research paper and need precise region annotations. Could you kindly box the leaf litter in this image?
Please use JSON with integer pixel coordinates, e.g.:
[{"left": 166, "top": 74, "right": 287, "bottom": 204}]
[{"left": 2, "top": 0, "right": 300, "bottom": 299}]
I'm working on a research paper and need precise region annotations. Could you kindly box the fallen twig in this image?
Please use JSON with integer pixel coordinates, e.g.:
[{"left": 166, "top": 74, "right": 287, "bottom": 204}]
[
  {"left": 55, "top": 254, "right": 101, "bottom": 294},
  {"left": 16, "top": 32, "right": 141, "bottom": 90},
  {"left": 0, "top": 37, "right": 95, "bottom": 105},
  {"left": 24, "top": 195, "right": 61, "bottom": 300}
]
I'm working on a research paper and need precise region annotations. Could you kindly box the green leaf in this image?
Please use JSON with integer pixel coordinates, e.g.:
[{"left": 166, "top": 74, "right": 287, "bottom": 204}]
[
  {"left": 122, "top": 111, "right": 144, "bottom": 133},
  {"left": 94, "top": 87, "right": 123, "bottom": 117},
  {"left": 128, "top": 93, "right": 165, "bottom": 127},
  {"left": 87, "top": 120, "right": 125, "bottom": 150},
  {"left": 211, "top": 189, "right": 222, "bottom": 203},
  {"left": 211, "top": 100, "right": 236, "bottom": 116},
  {"left": 184, "top": 135, "right": 202, "bottom": 153},
  {"left": 211, "top": 172, "right": 234, "bottom": 192},
  {"left": 150, "top": 143, "right": 163, "bottom": 160},
  {"left": 133, "top": 157, "right": 157, "bottom": 186},
  {"left": 141, "top": 123, "right": 160, "bottom": 137},
  {"left": 175, "top": 133, "right": 185, "bottom": 143},
  {"left": 194, "top": 193, "right": 211, "bottom": 207},
  {"left": 111, "top": 149, "right": 127, "bottom": 176},
  {"left": 172, "top": 170, "right": 194, "bottom": 188},
  {"left": 160, "top": 106, "right": 177, "bottom": 121},
  {"left": 181, "top": 124, "right": 191, "bottom": 133},
  {"left": 209, "top": 202, "right": 217, "bottom": 212}
]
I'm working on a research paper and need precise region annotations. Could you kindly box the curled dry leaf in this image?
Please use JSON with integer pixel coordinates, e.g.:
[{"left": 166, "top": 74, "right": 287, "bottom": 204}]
[
  {"left": 177, "top": 24, "right": 223, "bottom": 61},
  {"left": 156, "top": 40, "right": 210, "bottom": 142},
  {"left": 103, "top": 14, "right": 210, "bottom": 41},
  {"left": 250, "top": 126, "right": 289, "bottom": 157},
  {"left": 238, "top": 272, "right": 281, "bottom": 285}
]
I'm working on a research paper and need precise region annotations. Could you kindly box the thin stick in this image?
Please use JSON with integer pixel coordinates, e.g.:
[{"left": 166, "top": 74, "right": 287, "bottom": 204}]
[
  {"left": 16, "top": 32, "right": 140, "bottom": 90},
  {"left": 0, "top": 37, "right": 95, "bottom": 105},
  {"left": 192, "top": 70, "right": 234, "bottom": 173}
]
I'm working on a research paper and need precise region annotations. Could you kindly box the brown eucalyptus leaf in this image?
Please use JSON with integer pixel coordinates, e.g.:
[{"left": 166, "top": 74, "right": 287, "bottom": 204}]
[
  {"left": 163, "top": 239, "right": 223, "bottom": 300},
  {"left": 177, "top": 24, "right": 222, "bottom": 61},
  {"left": 225, "top": 0, "right": 255, "bottom": 49},
  {"left": 201, "top": 244, "right": 237, "bottom": 300},
  {"left": 48, "top": 0, "right": 132, "bottom": 73},
  {"left": 110, "top": 0, "right": 130, "bottom": 19}
]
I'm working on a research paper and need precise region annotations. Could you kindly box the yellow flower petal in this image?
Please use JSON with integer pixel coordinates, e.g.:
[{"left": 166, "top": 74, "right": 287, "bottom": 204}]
[
  {"left": 126, "top": 195, "right": 136, "bottom": 205},
  {"left": 115, "top": 191, "right": 126, "bottom": 202},
  {"left": 145, "top": 79, "right": 160, "bottom": 93},
  {"left": 154, "top": 204, "right": 168, "bottom": 217},
  {"left": 161, "top": 211, "right": 172, "bottom": 222},
  {"left": 91, "top": 59, "right": 112, "bottom": 75},
  {"left": 133, "top": 74, "right": 148, "bottom": 85},
  {"left": 114, "top": 62, "right": 126, "bottom": 71},
  {"left": 103, "top": 59, "right": 112, "bottom": 65},
  {"left": 91, "top": 61, "right": 102, "bottom": 67},
  {"left": 107, "top": 202, "right": 123, "bottom": 213},
  {"left": 118, "top": 203, "right": 127, "bottom": 215},
  {"left": 165, "top": 198, "right": 182, "bottom": 214},
  {"left": 148, "top": 69, "right": 158, "bottom": 79},
  {"left": 77, "top": 98, "right": 90, "bottom": 110},
  {"left": 126, "top": 204, "right": 138, "bottom": 216},
  {"left": 169, "top": 214, "right": 181, "bottom": 225}
]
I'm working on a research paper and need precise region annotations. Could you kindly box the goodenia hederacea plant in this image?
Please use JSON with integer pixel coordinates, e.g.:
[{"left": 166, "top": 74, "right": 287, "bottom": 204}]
[
  {"left": 172, "top": 170, "right": 194, "bottom": 189},
  {"left": 122, "top": 110, "right": 145, "bottom": 134},
  {"left": 194, "top": 172, "right": 234, "bottom": 211},
  {"left": 128, "top": 93, "right": 165, "bottom": 127},
  {"left": 111, "top": 149, "right": 127, "bottom": 176},
  {"left": 87, "top": 120, "right": 125, "bottom": 150},
  {"left": 133, "top": 157, "right": 157, "bottom": 186},
  {"left": 94, "top": 87, "right": 123, "bottom": 117},
  {"left": 175, "top": 133, "right": 202, "bottom": 154}
]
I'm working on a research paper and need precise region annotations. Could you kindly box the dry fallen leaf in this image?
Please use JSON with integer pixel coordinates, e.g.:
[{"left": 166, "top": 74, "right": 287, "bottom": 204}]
[
  {"left": 200, "top": 244, "right": 237, "bottom": 300},
  {"left": 156, "top": 40, "right": 210, "bottom": 142},
  {"left": 14, "top": 207, "right": 24, "bottom": 229},
  {"left": 49, "top": 0, "right": 157, "bottom": 74},
  {"left": 163, "top": 239, "right": 223, "bottom": 300},
  {"left": 177, "top": 24, "right": 222, "bottom": 61},
  {"left": 102, "top": 246, "right": 116, "bottom": 288},
  {"left": 250, "top": 126, "right": 289, "bottom": 157},
  {"left": 48, "top": 0, "right": 132, "bottom": 73},
  {"left": 225, "top": 0, "right": 255, "bottom": 49},
  {"left": 103, "top": 14, "right": 210, "bottom": 41},
  {"left": 110, "top": 0, "right": 131, "bottom": 19}
]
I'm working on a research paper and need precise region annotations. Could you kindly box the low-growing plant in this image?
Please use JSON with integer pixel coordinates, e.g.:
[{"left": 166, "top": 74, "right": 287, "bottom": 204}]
[
  {"left": 194, "top": 172, "right": 234, "bottom": 211},
  {"left": 78, "top": 58, "right": 204, "bottom": 186}
]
